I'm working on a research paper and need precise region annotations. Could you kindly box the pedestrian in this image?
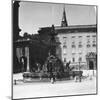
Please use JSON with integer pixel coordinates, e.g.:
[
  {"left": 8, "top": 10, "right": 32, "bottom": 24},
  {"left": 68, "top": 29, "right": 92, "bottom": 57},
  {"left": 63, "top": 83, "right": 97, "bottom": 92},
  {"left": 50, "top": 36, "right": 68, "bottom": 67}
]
[{"left": 50, "top": 73, "right": 55, "bottom": 84}]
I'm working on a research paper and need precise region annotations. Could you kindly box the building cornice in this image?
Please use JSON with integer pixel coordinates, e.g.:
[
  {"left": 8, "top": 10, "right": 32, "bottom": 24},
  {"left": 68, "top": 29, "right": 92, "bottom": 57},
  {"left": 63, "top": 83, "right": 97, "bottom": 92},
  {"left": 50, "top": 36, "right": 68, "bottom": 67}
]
[
  {"left": 55, "top": 24, "right": 97, "bottom": 34},
  {"left": 38, "top": 24, "right": 97, "bottom": 35}
]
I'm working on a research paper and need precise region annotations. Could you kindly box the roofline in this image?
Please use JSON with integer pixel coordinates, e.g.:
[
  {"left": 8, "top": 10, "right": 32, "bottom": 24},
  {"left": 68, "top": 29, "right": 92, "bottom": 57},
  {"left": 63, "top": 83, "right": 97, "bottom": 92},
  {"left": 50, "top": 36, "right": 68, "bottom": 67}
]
[
  {"left": 55, "top": 24, "right": 97, "bottom": 30},
  {"left": 39, "top": 24, "right": 96, "bottom": 30}
]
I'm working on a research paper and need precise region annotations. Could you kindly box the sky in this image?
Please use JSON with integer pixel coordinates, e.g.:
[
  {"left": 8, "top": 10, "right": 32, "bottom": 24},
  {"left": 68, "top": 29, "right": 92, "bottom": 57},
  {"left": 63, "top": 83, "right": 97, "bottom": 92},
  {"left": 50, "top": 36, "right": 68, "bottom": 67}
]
[{"left": 19, "top": 1, "right": 96, "bottom": 35}]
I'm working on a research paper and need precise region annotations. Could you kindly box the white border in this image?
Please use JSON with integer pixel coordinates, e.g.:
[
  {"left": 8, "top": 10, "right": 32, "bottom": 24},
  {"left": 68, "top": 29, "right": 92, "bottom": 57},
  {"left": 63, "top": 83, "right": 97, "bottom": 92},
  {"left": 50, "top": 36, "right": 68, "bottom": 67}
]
[{"left": 0, "top": 0, "right": 99, "bottom": 100}]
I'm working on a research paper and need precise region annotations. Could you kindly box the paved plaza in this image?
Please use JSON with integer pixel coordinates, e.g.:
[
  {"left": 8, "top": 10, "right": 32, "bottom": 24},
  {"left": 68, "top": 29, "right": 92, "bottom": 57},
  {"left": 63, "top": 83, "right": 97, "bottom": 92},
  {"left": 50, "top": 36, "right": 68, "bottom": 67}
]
[{"left": 13, "top": 74, "right": 97, "bottom": 99}]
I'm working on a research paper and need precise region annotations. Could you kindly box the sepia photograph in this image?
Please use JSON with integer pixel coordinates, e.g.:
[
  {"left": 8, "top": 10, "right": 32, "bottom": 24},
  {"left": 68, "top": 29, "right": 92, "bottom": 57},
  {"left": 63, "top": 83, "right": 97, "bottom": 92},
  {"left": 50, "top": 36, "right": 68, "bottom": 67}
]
[{"left": 12, "top": 0, "right": 97, "bottom": 99}]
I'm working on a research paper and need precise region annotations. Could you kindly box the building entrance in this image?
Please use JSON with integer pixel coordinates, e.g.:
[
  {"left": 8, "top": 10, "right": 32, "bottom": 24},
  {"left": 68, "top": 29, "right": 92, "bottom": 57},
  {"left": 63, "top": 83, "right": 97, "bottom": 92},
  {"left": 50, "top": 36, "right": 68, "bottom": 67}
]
[
  {"left": 86, "top": 52, "right": 96, "bottom": 70},
  {"left": 89, "top": 60, "right": 94, "bottom": 70}
]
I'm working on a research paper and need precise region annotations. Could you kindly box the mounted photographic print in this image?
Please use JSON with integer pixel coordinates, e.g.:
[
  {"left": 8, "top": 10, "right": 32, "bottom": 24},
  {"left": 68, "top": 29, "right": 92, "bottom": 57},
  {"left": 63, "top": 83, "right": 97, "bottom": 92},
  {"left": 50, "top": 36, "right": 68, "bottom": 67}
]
[{"left": 13, "top": 0, "right": 97, "bottom": 99}]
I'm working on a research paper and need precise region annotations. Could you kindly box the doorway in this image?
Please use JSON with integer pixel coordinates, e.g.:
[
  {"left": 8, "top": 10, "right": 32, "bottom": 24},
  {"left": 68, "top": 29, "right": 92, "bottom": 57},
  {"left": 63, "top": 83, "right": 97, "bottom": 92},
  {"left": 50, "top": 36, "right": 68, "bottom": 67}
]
[{"left": 89, "top": 60, "right": 94, "bottom": 70}]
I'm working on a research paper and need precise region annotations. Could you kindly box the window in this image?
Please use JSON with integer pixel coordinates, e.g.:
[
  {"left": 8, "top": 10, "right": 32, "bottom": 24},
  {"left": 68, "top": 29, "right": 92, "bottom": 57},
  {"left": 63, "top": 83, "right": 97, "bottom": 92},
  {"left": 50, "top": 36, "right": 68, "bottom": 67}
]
[
  {"left": 63, "top": 45, "right": 67, "bottom": 48},
  {"left": 78, "top": 36, "right": 82, "bottom": 48},
  {"left": 72, "top": 41, "right": 76, "bottom": 48},
  {"left": 63, "top": 37, "right": 67, "bottom": 45},
  {"left": 92, "top": 35, "right": 96, "bottom": 47},
  {"left": 92, "top": 35, "right": 96, "bottom": 41},
  {"left": 92, "top": 35, "right": 96, "bottom": 37},
  {"left": 87, "top": 35, "right": 90, "bottom": 37},
  {"left": 87, "top": 40, "right": 90, "bottom": 44},
  {"left": 87, "top": 35, "right": 91, "bottom": 48},
  {"left": 79, "top": 52, "right": 82, "bottom": 55},
  {"left": 63, "top": 45, "right": 67, "bottom": 54},
  {"left": 63, "top": 37, "right": 67, "bottom": 39},
  {"left": 72, "top": 36, "right": 75, "bottom": 38},
  {"left": 92, "top": 43, "right": 96, "bottom": 47},
  {"left": 64, "top": 58, "right": 66, "bottom": 62},
  {"left": 79, "top": 44, "right": 82, "bottom": 48},
  {"left": 87, "top": 44, "right": 91, "bottom": 48},
  {"left": 72, "top": 57, "right": 75, "bottom": 62},
  {"left": 72, "top": 53, "right": 75, "bottom": 55},
  {"left": 87, "top": 36, "right": 90, "bottom": 41},
  {"left": 78, "top": 36, "right": 82, "bottom": 38},
  {"left": 71, "top": 36, "right": 76, "bottom": 48},
  {"left": 79, "top": 57, "right": 82, "bottom": 62},
  {"left": 79, "top": 36, "right": 82, "bottom": 38},
  {"left": 78, "top": 41, "right": 82, "bottom": 48},
  {"left": 72, "top": 45, "right": 76, "bottom": 48}
]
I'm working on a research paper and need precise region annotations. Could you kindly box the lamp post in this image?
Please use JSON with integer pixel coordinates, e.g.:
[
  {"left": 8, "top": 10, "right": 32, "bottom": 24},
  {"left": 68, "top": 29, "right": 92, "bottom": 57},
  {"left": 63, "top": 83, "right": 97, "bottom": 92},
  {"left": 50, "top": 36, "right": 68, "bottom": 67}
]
[
  {"left": 79, "top": 61, "right": 80, "bottom": 71},
  {"left": 78, "top": 60, "right": 81, "bottom": 82}
]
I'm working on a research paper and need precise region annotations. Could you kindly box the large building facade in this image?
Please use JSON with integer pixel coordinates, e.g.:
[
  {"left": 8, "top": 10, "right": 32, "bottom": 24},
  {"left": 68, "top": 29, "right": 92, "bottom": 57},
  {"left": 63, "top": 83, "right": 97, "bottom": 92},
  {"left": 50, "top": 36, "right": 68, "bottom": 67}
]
[{"left": 56, "top": 25, "right": 97, "bottom": 70}]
